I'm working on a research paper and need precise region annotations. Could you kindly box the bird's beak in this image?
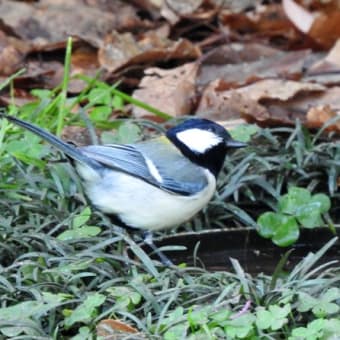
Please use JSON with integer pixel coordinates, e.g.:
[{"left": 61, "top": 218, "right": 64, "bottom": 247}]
[{"left": 225, "top": 140, "right": 247, "bottom": 148}]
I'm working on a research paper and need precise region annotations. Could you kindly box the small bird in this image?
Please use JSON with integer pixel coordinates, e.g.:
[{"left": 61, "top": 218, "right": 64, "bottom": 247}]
[{"left": 1, "top": 114, "right": 246, "bottom": 263}]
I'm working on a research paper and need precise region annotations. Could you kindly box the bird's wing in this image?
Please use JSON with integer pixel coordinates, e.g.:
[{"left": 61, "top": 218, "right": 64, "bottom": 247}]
[
  {"left": 80, "top": 144, "right": 157, "bottom": 185},
  {"left": 79, "top": 139, "right": 208, "bottom": 196},
  {"left": 134, "top": 137, "right": 209, "bottom": 195}
]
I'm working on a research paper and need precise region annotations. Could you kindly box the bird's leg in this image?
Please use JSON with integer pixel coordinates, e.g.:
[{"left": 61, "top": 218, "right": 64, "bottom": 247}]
[{"left": 142, "top": 231, "right": 173, "bottom": 266}]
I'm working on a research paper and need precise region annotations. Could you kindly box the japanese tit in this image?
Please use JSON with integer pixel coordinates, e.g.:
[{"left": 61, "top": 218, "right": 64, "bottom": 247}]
[{"left": 1, "top": 114, "right": 246, "bottom": 232}]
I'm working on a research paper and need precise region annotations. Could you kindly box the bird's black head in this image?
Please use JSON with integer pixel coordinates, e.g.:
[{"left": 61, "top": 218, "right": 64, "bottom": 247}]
[{"left": 166, "top": 118, "right": 246, "bottom": 177}]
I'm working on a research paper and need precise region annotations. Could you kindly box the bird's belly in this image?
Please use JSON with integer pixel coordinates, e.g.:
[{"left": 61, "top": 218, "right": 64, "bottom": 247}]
[{"left": 84, "top": 170, "right": 216, "bottom": 231}]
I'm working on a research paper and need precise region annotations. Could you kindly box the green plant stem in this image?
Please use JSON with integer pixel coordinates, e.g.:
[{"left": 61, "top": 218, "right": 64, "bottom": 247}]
[
  {"left": 57, "top": 36, "right": 72, "bottom": 136},
  {"left": 111, "top": 88, "right": 172, "bottom": 120},
  {"left": 0, "top": 68, "right": 26, "bottom": 92}
]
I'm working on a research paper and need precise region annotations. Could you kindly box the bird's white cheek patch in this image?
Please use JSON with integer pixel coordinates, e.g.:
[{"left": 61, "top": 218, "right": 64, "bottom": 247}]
[{"left": 176, "top": 128, "right": 223, "bottom": 153}]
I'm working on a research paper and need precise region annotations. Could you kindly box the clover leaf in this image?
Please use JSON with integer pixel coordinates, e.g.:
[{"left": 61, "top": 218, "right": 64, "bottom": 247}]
[
  {"left": 57, "top": 207, "right": 101, "bottom": 241},
  {"left": 256, "top": 304, "right": 291, "bottom": 331},
  {"left": 257, "top": 187, "right": 331, "bottom": 247},
  {"left": 278, "top": 187, "right": 310, "bottom": 214},
  {"left": 257, "top": 212, "right": 299, "bottom": 247},
  {"left": 297, "top": 288, "right": 340, "bottom": 318}
]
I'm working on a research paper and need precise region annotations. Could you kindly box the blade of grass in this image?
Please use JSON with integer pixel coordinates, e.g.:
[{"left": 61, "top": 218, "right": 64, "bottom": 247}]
[
  {"left": 288, "top": 237, "right": 338, "bottom": 281},
  {"left": 0, "top": 68, "right": 26, "bottom": 92},
  {"left": 230, "top": 258, "right": 250, "bottom": 296},
  {"left": 110, "top": 88, "right": 172, "bottom": 120},
  {"left": 122, "top": 234, "right": 160, "bottom": 278},
  {"left": 57, "top": 36, "right": 72, "bottom": 136},
  {"left": 270, "top": 249, "right": 294, "bottom": 290}
]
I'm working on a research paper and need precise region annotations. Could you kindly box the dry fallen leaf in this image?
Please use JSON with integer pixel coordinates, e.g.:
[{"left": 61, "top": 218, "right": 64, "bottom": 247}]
[
  {"left": 0, "top": 89, "right": 36, "bottom": 107},
  {"left": 306, "top": 105, "right": 340, "bottom": 132},
  {"left": 68, "top": 45, "right": 100, "bottom": 93},
  {"left": 283, "top": 0, "right": 315, "bottom": 34},
  {"left": 3, "top": 60, "right": 64, "bottom": 90},
  {"left": 241, "top": 86, "right": 340, "bottom": 131},
  {"left": 219, "top": 3, "right": 303, "bottom": 48},
  {"left": 304, "top": 39, "right": 340, "bottom": 85},
  {"left": 0, "top": 31, "right": 26, "bottom": 75},
  {"left": 236, "top": 79, "right": 325, "bottom": 102},
  {"left": 98, "top": 31, "right": 200, "bottom": 73},
  {"left": 61, "top": 126, "right": 97, "bottom": 146},
  {"left": 133, "top": 62, "right": 199, "bottom": 118},
  {"left": 161, "top": 0, "right": 216, "bottom": 24},
  {"left": 96, "top": 319, "right": 140, "bottom": 339},
  {"left": 198, "top": 46, "right": 311, "bottom": 88},
  {"left": 197, "top": 81, "right": 268, "bottom": 121},
  {"left": 0, "top": 0, "right": 143, "bottom": 47},
  {"left": 197, "top": 77, "right": 340, "bottom": 131},
  {"left": 283, "top": 0, "right": 340, "bottom": 48},
  {"left": 198, "top": 79, "right": 324, "bottom": 120}
]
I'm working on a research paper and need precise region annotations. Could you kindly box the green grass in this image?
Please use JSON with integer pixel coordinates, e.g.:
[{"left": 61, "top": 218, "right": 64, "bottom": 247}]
[{"left": 0, "top": 39, "right": 339, "bottom": 339}]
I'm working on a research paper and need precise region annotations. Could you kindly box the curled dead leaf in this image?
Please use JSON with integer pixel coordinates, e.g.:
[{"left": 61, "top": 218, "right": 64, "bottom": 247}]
[{"left": 96, "top": 319, "right": 138, "bottom": 337}]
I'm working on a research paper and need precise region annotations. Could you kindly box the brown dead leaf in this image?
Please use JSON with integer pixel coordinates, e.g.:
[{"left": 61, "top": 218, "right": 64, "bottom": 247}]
[
  {"left": 283, "top": 0, "right": 315, "bottom": 35},
  {"left": 276, "top": 86, "right": 340, "bottom": 114},
  {"left": 283, "top": 0, "right": 340, "bottom": 48},
  {"left": 0, "top": 89, "right": 36, "bottom": 107},
  {"left": 306, "top": 105, "right": 340, "bottom": 132},
  {"left": 98, "top": 31, "right": 200, "bottom": 73},
  {"left": 197, "top": 80, "right": 269, "bottom": 121},
  {"left": 161, "top": 0, "right": 217, "bottom": 24},
  {"left": 85, "top": 0, "right": 152, "bottom": 30},
  {"left": 133, "top": 62, "right": 198, "bottom": 118},
  {"left": 317, "top": 39, "right": 340, "bottom": 67},
  {"left": 96, "top": 319, "right": 140, "bottom": 339},
  {"left": 196, "top": 89, "right": 270, "bottom": 121},
  {"left": 68, "top": 45, "right": 100, "bottom": 93},
  {"left": 165, "top": 0, "right": 203, "bottom": 15},
  {"left": 198, "top": 46, "right": 311, "bottom": 88},
  {"left": 219, "top": 3, "right": 303, "bottom": 48},
  {"left": 241, "top": 86, "right": 340, "bottom": 130},
  {"left": 304, "top": 39, "right": 340, "bottom": 85},
  {"left": 236, "top": 79, "right": 325, "bottom": 102},
  {"left": 0, "top": 0, "right": 143, "bottom": 48},
  {"left": 61, "top": 126, "right": 96, "bottom": 146},
  {"left": 0, "top": 45, "right": 23, "bottom": 76},
  {"left": 8, "top": 60, "right": 64, "bottom": 90},
  {"left": 197, "top": 78, "right": 340, "bottom": 129},
  {"left": 0, "top": 31, "right": 27, "bottom": 75},
  {"left": 202, "top": 43, "right": 281, "bottom": 65}
]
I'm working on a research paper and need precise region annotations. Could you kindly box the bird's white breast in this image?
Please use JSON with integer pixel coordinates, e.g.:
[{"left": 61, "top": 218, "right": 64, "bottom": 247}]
[{"left": 77, "top": 164, "right": 216, "bottom": 231}]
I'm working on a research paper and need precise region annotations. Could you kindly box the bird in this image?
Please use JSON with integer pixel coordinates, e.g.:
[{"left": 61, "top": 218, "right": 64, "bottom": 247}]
[{"left": 0, "top": 114, "right": 246, "bottom": 264}]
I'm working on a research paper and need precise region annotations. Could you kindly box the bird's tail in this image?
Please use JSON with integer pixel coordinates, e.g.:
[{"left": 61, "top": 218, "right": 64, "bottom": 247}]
[{"left": 0, "top": 114, "right": 100, "bottom": 169}]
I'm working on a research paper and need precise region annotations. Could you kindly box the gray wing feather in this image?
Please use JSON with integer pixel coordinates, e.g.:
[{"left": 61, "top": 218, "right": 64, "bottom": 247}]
[
  {"left": 80, "top": 144, "right": 157, "bottom": 186},
  {"left": 79, "top": 140, "right": 208, "bottom": 196}
]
